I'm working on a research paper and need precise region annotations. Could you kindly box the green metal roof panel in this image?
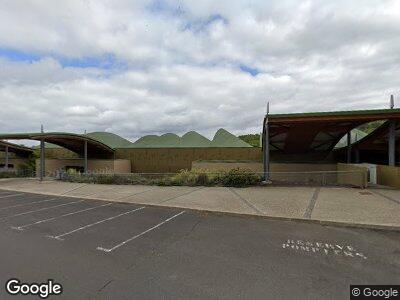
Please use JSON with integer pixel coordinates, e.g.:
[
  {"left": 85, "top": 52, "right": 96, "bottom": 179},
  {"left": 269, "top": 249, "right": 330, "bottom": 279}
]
[
  {"left": 127, "top": 129, "right": 251, "bottom": 148},
  {"left": 85, "top": 132, "right": 133, "bottom": 148},
  {"left": 180, "top": 131, "right": 212, "bottom": 147},
  {"left": 211, "top": 129, "right": 253, "bottom": 148},
  {"left": 157, "top": 133, "right": 181, "bottom": 147},
  {"left": 268, "top": 108, "right": 400, "bottom": 119},
  {"left": 0, "top": 132, "right": 114, "bottom": 158}
]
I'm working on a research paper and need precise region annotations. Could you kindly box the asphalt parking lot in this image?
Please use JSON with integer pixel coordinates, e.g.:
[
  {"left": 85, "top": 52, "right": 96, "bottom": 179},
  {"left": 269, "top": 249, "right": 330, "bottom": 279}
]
[{"left": 0, "top": 189, "right": 399, "bottom": 299}]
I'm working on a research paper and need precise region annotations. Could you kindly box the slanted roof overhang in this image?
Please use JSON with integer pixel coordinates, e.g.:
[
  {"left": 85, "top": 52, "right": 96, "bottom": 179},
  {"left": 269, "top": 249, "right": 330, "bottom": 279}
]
[
  {"left": 0, "top": 132, "right": 114, "bottom": 158},
  {"left": 341, "top": 120, "right": 400, "bottom": 152},
  {"left": 263, "top": 108, "right": 400, "bottom": 155},
  {"left": 0, "top": 140, "right": 33, "bottom": 157}
]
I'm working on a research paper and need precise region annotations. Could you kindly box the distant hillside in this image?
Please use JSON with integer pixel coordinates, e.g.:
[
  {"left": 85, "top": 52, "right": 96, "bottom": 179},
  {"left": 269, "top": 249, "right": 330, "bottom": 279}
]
[
  {"left": 357, "top": 120, "right": 385, "bottom": 134},
  {"left": 335, "top": 129, "right": 367, "bottom": 148},
  {"left": 238, "top": 134, "right": 260, "bottom": 147}
]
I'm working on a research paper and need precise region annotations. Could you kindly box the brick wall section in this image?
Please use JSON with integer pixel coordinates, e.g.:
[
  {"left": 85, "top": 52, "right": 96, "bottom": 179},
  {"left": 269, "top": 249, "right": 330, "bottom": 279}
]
[{"left": 115, "top": 148, "right": 262, "bottom": 173}]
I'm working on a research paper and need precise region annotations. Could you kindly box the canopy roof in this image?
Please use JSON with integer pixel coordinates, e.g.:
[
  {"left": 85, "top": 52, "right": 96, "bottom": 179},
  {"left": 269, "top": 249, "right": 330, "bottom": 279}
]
[
  {"left": 0, "top": 132, "right": 114, "bottom": 158},
  {"left": 347, "top": 120, "right": 400, "bottom": 152},
  {"left": 264, "top": 108, "right": 400, "bottom": 155},
  {"left": 0, "top": 140, "right": 33, "bottom": 157}
]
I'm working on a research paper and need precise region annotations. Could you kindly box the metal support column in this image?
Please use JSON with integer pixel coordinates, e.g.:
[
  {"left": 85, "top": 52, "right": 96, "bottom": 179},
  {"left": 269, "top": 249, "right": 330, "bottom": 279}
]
[
  {"left": 355, "top": 148, "right": 360, "bottom": 164},
  {"left": 5, "top": 146, "right": 9, "bottom": 170},
  {"left": 388, "top": 120, "right": 396, "bottom": 166},
  {"left": 84, "top": 140, "right": 88, "bottom": 174},
  {"left": 40, "top": 138, "right": 45, "bottom": 181},
  {"left": 347, "top": 132, "right": 352, "bottom": 164},
  {"left": 263, "top": 102, "right": 270, "bottom": 181}
]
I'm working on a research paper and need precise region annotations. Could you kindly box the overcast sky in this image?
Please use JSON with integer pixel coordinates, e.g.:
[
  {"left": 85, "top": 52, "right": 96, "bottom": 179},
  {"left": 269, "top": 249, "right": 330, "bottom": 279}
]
[{"left": 1, "top": 0, "right": 400, "bottom": 142}]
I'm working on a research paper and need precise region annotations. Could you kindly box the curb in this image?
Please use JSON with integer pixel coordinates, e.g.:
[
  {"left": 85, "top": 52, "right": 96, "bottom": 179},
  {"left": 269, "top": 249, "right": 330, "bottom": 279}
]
[{"left": 0, "top": 186, "right": 400, "bottom": 232}]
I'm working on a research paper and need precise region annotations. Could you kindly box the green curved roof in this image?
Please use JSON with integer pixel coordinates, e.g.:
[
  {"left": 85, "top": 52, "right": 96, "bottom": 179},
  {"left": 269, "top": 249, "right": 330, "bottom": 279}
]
[
  {"left": 181, "top": 131, "right": 212, "bottom": 147},
  {"left": 85, "top": 132, "right": 133, "bottom": 148},
  {"left": 128, "top": 129, "right": 251, "bottom": 148},
  {"left": 132, "top": 135, "right": 160, "bottom": 147},
  {"left": 157, "top": 133, "right": 181, "bottom": 147},
  {"left": 211, "top": 129, "right": 253, "bottom": 148},
  {"left": 0, "top": 132, "right": 114, "bottom": 158}
]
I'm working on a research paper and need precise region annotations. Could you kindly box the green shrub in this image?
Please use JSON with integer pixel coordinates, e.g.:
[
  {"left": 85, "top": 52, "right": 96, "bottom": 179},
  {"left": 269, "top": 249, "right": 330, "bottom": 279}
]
[
  {"left": 195, "top": 172, "right": 209, "bottom": 185},
  {"left": 0, "top": 171, "right": 16, "bottom": 178},
  {"left": 170, "top": 170, "right": 197, "bottom": 186},
  {"left": 61, "top": 167, "right": 261, "bottom": 187},
  {"left": 220, "top": 168, "right": 261, "bottom": 187}
]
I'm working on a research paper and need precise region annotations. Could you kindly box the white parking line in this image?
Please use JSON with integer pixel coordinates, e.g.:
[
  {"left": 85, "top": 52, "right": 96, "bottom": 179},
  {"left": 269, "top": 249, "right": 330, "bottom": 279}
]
[
  {"left": 97, "top": 211, "right": 185, "bottom": 253},
  {"left": 0, "top": 193, "right": 24, "bottom": 199},
  {"left": 12, "top": 202, "right": 113, "bottom": 230},
  {"left": 0, "top": 198, "right": 58, "bottom": 210},
  {"left": 48, "top": 206, "right": 145, "bottom": 241},
  {"left": 0, "top": 200, "right": 85, "bottom": 221}
]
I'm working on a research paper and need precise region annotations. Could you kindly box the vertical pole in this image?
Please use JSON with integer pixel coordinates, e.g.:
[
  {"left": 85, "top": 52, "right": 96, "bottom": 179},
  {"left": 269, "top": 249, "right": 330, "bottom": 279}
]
[
  {"left": 5, "top": 146, "right": 9, "bottom": 170},
  {"left": 389, "top": 95, "right": 396, "bottom": 166},
  {"left": 40, "top": 138, "right": 45, "bottom": 181},
  {"left": 84, "top": 140, "right": 88, "bottom": 174},
  {"left": 388, "top": 120, "right": 395, "bottom": 166},
  {"left": 40, "top": 125, "right": 45, "bottom": 180},
  {"left": 263, "top": 102, "right": 270, "bottom": 181},
  {"left": 347, "top": 132, "right": 352, "bottom": 164},
  {"left": 355, "top": 148, "right": 360, "bottom": 164}
]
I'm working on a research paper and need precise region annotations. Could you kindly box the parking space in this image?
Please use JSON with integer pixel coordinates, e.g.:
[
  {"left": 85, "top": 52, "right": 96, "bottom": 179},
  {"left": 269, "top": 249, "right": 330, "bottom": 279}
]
[
  {"left": 0, "top": 189, "right": 187, "bottom": 254},
  {"left": 0, "top": 189, "right": 399, "bottom": 299}
]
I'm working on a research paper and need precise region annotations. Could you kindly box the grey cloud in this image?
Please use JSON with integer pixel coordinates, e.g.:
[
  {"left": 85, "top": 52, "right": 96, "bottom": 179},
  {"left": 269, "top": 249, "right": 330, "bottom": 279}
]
[{"left": 1, "top": 0, "right": 400, "bottom": 141}]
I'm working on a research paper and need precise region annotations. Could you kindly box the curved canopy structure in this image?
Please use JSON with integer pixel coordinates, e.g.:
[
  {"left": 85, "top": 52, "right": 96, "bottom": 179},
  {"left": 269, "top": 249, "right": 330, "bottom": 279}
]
[
  {"left": 263, "top": 108, "right": 400, "bottom": 157},
  {"left": 345, "top": 120, "right": 400, "bottom": 152},
  {"left": 0, "top": 132, "right": 114, "bottom": 158},
  {"left": 0, "top": 140, "right": 33, "bottom": 157}
]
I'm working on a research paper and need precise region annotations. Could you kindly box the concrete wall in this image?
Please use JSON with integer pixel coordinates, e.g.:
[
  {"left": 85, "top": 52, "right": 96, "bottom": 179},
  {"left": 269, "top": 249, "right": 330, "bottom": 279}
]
[
  {"left": 35, "top": 159, "right": 131, "bottom": 176},
  {"left": 337, "top": 163, "right": 368, "bottom": 188},
  {"left": 377, "top": 165, "right": 400, "bottom": 188},
  {"left": 192, "top": 161, "right": 337, "bottom": 173},
  {"left": 192, "top": 161, "right": 367, "bottom": 187},
  {"left": 115, "top": 148, "right": 262, "bottom": 173}
]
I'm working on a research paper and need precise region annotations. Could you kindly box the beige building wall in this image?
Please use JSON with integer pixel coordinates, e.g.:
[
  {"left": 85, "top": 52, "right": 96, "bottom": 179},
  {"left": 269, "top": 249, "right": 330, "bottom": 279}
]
[
  {"left": 337, "top": 163, "right": 368, "bottom": 188},
  {"left": 377, "top": 165, "right": 400, "bottom": 188},
  {"left": 115, "top": 147, "right": 262, "bottom": 173},
  {"left": 35, "top": 159, "right": 131, "bottom": 176}
]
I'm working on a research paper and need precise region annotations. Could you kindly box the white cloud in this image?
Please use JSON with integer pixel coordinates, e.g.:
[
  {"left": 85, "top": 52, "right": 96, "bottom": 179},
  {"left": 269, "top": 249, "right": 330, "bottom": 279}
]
[{"left": 0, "top": 0, "right": 400, "bottom": 141}]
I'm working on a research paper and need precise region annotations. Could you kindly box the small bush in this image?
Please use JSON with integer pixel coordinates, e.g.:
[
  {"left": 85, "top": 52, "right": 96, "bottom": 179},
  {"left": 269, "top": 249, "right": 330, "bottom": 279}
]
[
  {"left": 195, "top": 172, "right": 209, "bottom": 185},
  {"left": 220, "top": 168, "right": 261, "bottom": 187},
  {"left": 170, "top": 170, "right": 197, "bottom": 186}
]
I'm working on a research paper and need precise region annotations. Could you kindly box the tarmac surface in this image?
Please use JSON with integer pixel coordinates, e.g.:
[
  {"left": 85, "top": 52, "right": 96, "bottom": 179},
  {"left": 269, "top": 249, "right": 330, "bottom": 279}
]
[
  {"left": 1, "top": 178, "right": 400, "bottom": 230},
  {"left": 0, "top": 189, "right": 399, "bottom": 299}
]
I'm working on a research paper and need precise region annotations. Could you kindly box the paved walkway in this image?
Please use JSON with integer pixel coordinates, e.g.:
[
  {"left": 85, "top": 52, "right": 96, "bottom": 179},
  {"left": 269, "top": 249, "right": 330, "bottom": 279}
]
[{"left": 1, "top": 178, "right": 400, "bottom": 230}]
